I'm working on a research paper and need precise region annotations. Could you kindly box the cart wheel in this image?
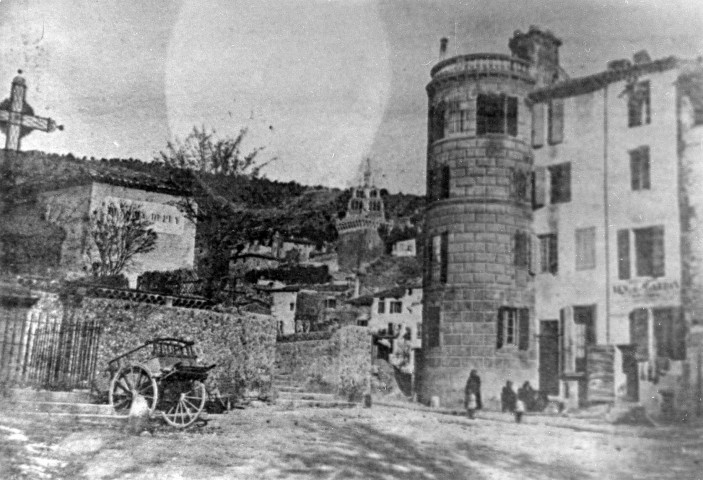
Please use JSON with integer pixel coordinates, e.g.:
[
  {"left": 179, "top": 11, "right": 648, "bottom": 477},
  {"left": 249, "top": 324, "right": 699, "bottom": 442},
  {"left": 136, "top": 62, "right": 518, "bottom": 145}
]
[
  {"left": 109, "top": 364, "right": 158, "bottom": 415},
  {"left": 161, "top": 380, "right": 206, "bottom": 428}
]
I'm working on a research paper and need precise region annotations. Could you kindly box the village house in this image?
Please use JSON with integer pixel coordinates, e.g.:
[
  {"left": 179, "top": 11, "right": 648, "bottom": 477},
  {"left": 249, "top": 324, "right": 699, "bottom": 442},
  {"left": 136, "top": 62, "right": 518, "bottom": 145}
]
[
  {"left": 420, "top": 26, "right": 703, "bottom": 417},
  {"left": 2, "top": 151, "right": 196, "bottom": 287},
  {"left": 391, "top": 238, "right": 417, "bottom": 257}
]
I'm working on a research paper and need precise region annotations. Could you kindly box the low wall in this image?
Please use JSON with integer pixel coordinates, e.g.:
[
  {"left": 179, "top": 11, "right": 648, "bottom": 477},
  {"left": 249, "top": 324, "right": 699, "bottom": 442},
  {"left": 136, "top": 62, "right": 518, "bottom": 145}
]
[
  {"left": 275, "top": 326, "right": 371, "bottom": 401},
  {"left": 77, "top": 297, "right": 277, "bottom": 401}
]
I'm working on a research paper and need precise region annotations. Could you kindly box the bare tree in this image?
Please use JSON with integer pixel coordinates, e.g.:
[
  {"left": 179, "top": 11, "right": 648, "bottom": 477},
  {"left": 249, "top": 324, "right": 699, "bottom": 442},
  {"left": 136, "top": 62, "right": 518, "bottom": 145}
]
[
  {"left": 156, "top": 126, "right": 274, "bottom": 300},
  {"left": 90, "top": 201, "right": 158, "bottom": 277}
]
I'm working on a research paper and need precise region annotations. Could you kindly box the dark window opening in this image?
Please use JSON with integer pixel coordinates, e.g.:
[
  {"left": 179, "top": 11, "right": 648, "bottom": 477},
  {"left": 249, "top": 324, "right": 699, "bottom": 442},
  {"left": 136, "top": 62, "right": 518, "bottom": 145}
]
[
  {"left": 440, "top": 232, "right": 449, "bottom": 284},
  {"left": 378, "top": 299, "right": 385, "bottom": 314},
  {"left": 628, "top": 80, "right": 651, "bottom": 128},
  {"left": 390, "top": 301, "right": 402, "bottom": 314},
  {"left": 476, "top": 94, "right": 518, "bottom": 136},
  {"left": 573, "top": 305, "right": 597, "bottom": 373},
  {"left": 429, "top": 101, "right": 446, "bottom": 143},
  {"left": 634, "top": 226, "right": 665, "bottom": 278},
  {"left": 514, "top": 230, "right": 530, "bottom": 268},
  {"left": 440, "top": 166, "right": 450, "bottom": 199},
  {"left": 538, "top": 233, "right": 558, "bottom": 274},
  {"left": 653, "top": 307, "right": 686, "bottom": 360},
  {"left": 512, "top": 168, "right": 530, "bottom": 202},
  {"left": 548, "top": 163, "right": 571, "bottom": 204},
  {"left": 325, "top": 298, "right": 337, "bottom": 309},
  {"left": 630, "top": 146, "right": 651, "bottom": 191},
  {"left": 426, "top": 306, "right": 440, "bottom": 348}
]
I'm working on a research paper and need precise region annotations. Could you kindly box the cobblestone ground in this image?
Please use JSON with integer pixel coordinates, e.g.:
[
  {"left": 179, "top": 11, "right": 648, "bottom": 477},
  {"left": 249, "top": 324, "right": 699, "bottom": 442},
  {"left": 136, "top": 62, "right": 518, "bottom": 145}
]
[{"left": 1, "top": 405, "right": 702, "bottom": 479}]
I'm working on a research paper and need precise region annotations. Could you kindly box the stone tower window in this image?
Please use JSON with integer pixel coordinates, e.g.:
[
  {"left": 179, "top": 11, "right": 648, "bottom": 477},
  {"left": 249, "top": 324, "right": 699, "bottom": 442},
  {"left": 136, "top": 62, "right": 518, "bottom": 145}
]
[
  {"left": 628, "top": 80, "right": 651, "bottom": 127},
  {"left": 429, "top": 101, "right": 446, "bottom": 142},
  {"left": 514, "top": 230, "right": 531, "bottom": 268},
  {"left": 440, "top": 232, "right": 449, "bottom": 284},
  {"left": 629, "top": 146, "right": 651, "bottom": 191},
  {"left": 497, "top": 307, "right": 529, "bottom": 350},
  {"left": 476, "top": 94, "right": 518, "bottom": 136}
]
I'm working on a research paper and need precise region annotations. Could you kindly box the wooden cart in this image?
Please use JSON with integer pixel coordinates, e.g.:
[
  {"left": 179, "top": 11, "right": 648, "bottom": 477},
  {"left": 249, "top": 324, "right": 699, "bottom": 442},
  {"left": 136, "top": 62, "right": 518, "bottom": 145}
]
[{"left": 107, "top": 338, "right": 216, "bottom": 428}]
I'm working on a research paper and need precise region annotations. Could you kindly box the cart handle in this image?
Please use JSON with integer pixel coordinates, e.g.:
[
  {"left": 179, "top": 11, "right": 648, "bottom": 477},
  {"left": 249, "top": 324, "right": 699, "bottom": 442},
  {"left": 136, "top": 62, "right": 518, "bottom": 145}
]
[
  {"left": 107, "top": 342, "right": 151, "bottom": 370},
  {"left": 146, "top": 338, "right": 195, "bottom": 347}
]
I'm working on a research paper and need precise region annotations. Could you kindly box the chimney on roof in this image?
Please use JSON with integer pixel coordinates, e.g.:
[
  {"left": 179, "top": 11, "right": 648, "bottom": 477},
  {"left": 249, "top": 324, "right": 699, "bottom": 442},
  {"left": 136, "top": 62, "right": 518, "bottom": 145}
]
[
  {"left": 508, "top": 26, "right": 562, "bottom": 88},
  {"left": 439, "top": 37, "right": 448, "bottom": 60},
  {"left": 633, "top": 50, "right": 651, "bottom": 65}
]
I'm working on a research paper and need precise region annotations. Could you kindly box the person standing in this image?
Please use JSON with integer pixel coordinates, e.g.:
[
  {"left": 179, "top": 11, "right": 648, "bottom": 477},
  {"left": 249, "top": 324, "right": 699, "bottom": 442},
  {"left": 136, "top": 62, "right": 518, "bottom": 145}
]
[
  {"left": 501, "top": 380, "right": 517, "bottom": 413},
  {"left": 464, "top": 369, "right": 482, "bottom": 416}
]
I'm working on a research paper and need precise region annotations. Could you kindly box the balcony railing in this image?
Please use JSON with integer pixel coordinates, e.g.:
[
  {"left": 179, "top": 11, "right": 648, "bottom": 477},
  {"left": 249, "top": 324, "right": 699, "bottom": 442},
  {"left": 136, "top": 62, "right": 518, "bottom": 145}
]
[{"left": 431, "top": 53, "right": 531, "bottom": 79}]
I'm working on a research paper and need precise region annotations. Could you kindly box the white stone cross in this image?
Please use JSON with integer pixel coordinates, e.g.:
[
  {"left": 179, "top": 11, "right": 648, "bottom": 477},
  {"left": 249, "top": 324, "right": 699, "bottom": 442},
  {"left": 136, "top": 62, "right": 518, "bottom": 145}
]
[{"left": 0, "top": 70, "right": 62, "bottom": 151}]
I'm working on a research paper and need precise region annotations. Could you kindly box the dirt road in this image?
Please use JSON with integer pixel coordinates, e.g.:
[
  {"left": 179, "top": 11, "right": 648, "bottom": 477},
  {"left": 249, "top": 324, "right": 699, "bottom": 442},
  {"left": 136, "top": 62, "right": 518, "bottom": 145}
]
[{"left": 1, "top": 405, "right": 702, "bottom": 479}]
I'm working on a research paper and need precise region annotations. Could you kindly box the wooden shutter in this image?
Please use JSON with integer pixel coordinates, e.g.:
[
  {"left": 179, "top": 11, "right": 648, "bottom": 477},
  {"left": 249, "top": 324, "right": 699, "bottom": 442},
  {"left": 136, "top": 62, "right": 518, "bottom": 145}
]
[
  {"left": 507, "top": 96, "right": 518, "bottom": 136},
  {"left": 560, "top": 306, "right": 575, "bottom": 373},
  {"left": 651, "top": 226, "right": 665, "bottom": 278},
  {"left": 617, "top": 229, "right": 631, "bottom": 280},
  {"left": 532, "top": 167, "right": 546, "bottom": 209},
  {"left": 496, "top": 308, "right": 505, "bottom": 349},
  {"left": 427, "top": 306, "right": 441, "bottom": 348},
  {"left": 548, "top": 99, "right": 564, "bottom": 144},
  {"left": 672, "top": 308, "right": 687, "bottom": 360},
  {"left": 549, "top": 234, "right": 558, "bottom": 274},
  {"left": 532, "top": 103, "right": 545, "bottom": 147},
  {"left": 427, "top": 169, "right": 436, "bottom": 201},
  {"left": 629, "top": 308, "right": 650, "bottom": 361},
  {"left": 529, "top": 234, "right": 541, "bottom": 275},
  {"left": 518, "top": 308, "right": 530, "bottom": 351}
]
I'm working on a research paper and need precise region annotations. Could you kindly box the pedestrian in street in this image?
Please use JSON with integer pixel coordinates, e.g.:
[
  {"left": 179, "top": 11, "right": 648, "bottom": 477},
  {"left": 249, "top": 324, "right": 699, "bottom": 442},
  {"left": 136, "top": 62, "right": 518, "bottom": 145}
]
[
  {"left": 464, "top": 369, "right": 482, "bottom": 417},
  {"left": 514, "top": 397, "right": 525, "bottom": 423},
  {"left": 466, "top": 392, "right": 477, "bottom": 419},
  {"left": 501, "top": 380, "right": 517, "bottom": 413}
]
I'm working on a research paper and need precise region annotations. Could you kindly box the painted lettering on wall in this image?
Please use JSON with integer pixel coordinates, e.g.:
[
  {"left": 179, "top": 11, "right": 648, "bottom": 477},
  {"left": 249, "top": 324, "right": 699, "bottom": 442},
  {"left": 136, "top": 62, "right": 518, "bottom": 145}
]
[
  {"left": 104, "top": 196, "right": 184, "bottom": 235},
  {"left": 612, "top": 278, "right": 680, "bottom": 301}
]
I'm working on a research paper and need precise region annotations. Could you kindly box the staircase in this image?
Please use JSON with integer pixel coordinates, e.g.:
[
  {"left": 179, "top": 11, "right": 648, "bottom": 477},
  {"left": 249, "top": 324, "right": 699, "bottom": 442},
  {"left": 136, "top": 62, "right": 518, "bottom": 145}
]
[
  {"left": 3, "top": 388, "right": 122, "bottom": 425},
  {"left": 274, "top": 372, "right": 357, "bottom": 409}
]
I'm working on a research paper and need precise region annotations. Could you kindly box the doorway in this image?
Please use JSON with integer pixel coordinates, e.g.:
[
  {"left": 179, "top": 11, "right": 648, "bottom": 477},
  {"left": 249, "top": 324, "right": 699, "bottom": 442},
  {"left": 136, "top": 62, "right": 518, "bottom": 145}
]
[{"left": 539, "top": 320, "right": 560, "bottom": 395}]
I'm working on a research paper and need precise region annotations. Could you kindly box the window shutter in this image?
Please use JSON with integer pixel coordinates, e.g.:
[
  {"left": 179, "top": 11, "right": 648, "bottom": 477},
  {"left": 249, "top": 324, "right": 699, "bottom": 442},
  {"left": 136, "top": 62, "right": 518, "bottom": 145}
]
[
  {"left": 532, "top": 103, "right": 545, "bottom": 147},
  {"left": 548, "top": 99, "right": 564, "bottom": 144},
  {"left": 426, "top": 239, "right": 433, "bottom": 283},
  {"left": 651, "top": 226, "right": 665, "bottom": 278},
  {"left": 440, "top": 231, "right": 449, "bottom": 284},
  {"left": 561, "top": 306, "right": 575, "bottom": 373},
  {"left": 532, "top": 167, "right": 546, "bottom": 209},
  {"left": 427, "top": 169, "right": 436, "bottom": 202},
  {"left": 630, "top": 149, "right": 641, "bottom": 190},
  {"left": 642, "top": 148, "right": 650, "bottom": 189},
  {"left": 672, "top": 308, "right": 687, "bottom": 360},
  {"left": 549, "top": 234, "right": 558, "bottom": 274},
  {"left": 617, "top": 229, "right": 631, "bottom": 280},
  {"left": 529, "top": 234, "right": 541, "bottom": 275},
  {"left": 518, "top": 308, "right": 530, "bottom": 351},
  {"left": 507, "top": 96, "right": 518, "bottom": 136},
  {"left": 497, "top": 308, "right": 505, "bottom": 349},
  {"left": 427, "top": 306, "right": 441, "bottom": 348}
]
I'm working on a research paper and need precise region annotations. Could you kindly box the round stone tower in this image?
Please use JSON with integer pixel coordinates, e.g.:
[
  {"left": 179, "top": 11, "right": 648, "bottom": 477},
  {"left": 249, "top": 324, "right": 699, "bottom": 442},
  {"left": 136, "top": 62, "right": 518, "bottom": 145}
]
[{"left": 418, "top": 38, "right": 542, "bottom": 407}]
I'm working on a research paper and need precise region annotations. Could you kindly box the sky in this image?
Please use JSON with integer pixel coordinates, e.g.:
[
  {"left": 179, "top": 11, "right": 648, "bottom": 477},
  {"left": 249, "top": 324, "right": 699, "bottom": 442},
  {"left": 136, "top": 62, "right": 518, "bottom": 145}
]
[{"left": 0, "top": 0, "right": 702, "bottom": 194}]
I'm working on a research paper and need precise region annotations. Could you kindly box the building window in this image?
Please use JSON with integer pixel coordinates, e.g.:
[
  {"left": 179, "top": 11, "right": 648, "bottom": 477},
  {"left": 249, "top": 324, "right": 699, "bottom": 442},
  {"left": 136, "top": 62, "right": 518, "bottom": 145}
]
[
  {"left": 445, "top": 101, "right": 462, "bottom": 135},
  {"left": 390, "top": 301, "right": 402, "bottom": 314},
  {"left": 325, "top": 298, "right": 337, "bottom": 309},
  {"left": 496, "top": 307, "right": 529, "bottom": 350},
  {"left": 476, "top": 94, "right": 518, "bottom": 136},
  {"left": 428, "top": 166, "right": 450, "bottom": 202},
  {"left": 377, "top": 299, "right": 385, "bottom": 314},
  {"left": 548, "top": 163, "right": 571, "bottom": 204},
  {"left": 532, "top": 103, "right": 545, "bottom": 147},
  {"left": 440, "top": 165, "right": 450, "bottom": 199},
  {"left": 511, "top": 168, "right": 530, "bottom": 202},
  {"left": 440, "top": 232, "right": 449, "bottom": 284},
  {"left": 630, "top": 146, "right": 651, "bottom": 191},
  {"left": 429, "top": 101, "right": 445, "bottom": 143},
  {"left": 634, "top": 226, "right": 665, "bottom": 278},
  {"left": 426, "top": 306, "right": 440, "bottom": 348},
  {"left": 575, "top": 227, "right": 596, "bottom": 270},
  {"left": 653, "top": 307, "right": 686, "bottom": 360},
  {"left": 416, "top": 323, "right": 422, "bottom": 340},
  {"left": 617, "top": 226, "right": 665, "bottom": 279},
  {"left": 628, "top": 80, "right": 651, "bottom": 128},
  {"left": 289, "top": 302, "right": 295, "bottom": 311},
  {"left": 538, "top": 234, "right": 558, "bottom": 274},
  {"left": 548, "top": 99, "right": 564, "bottom": 144},
  {"left": 514, "top": 230, "right": 530, "bottom": 268},
  {"left": 357, "top": 319, "right": 368, "bottom": 327}
]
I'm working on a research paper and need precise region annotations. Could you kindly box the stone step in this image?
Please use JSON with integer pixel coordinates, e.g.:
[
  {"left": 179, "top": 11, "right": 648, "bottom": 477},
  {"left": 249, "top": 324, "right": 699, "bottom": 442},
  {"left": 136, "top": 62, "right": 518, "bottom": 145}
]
[
  {"left": 277, "top": 385, "right": 305, "bottom": 393},
  {"left": 277, "top": 392, "right": 336, "bottom": 401},
  {"left": 6, "top": 401, "right": 115, "bottom": 416},
  {"left": 7, "top": 388, "right": 94, "bottom": 404},
  {"left": 277, "top": 399, "right": 358, "bottom": 409}
]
